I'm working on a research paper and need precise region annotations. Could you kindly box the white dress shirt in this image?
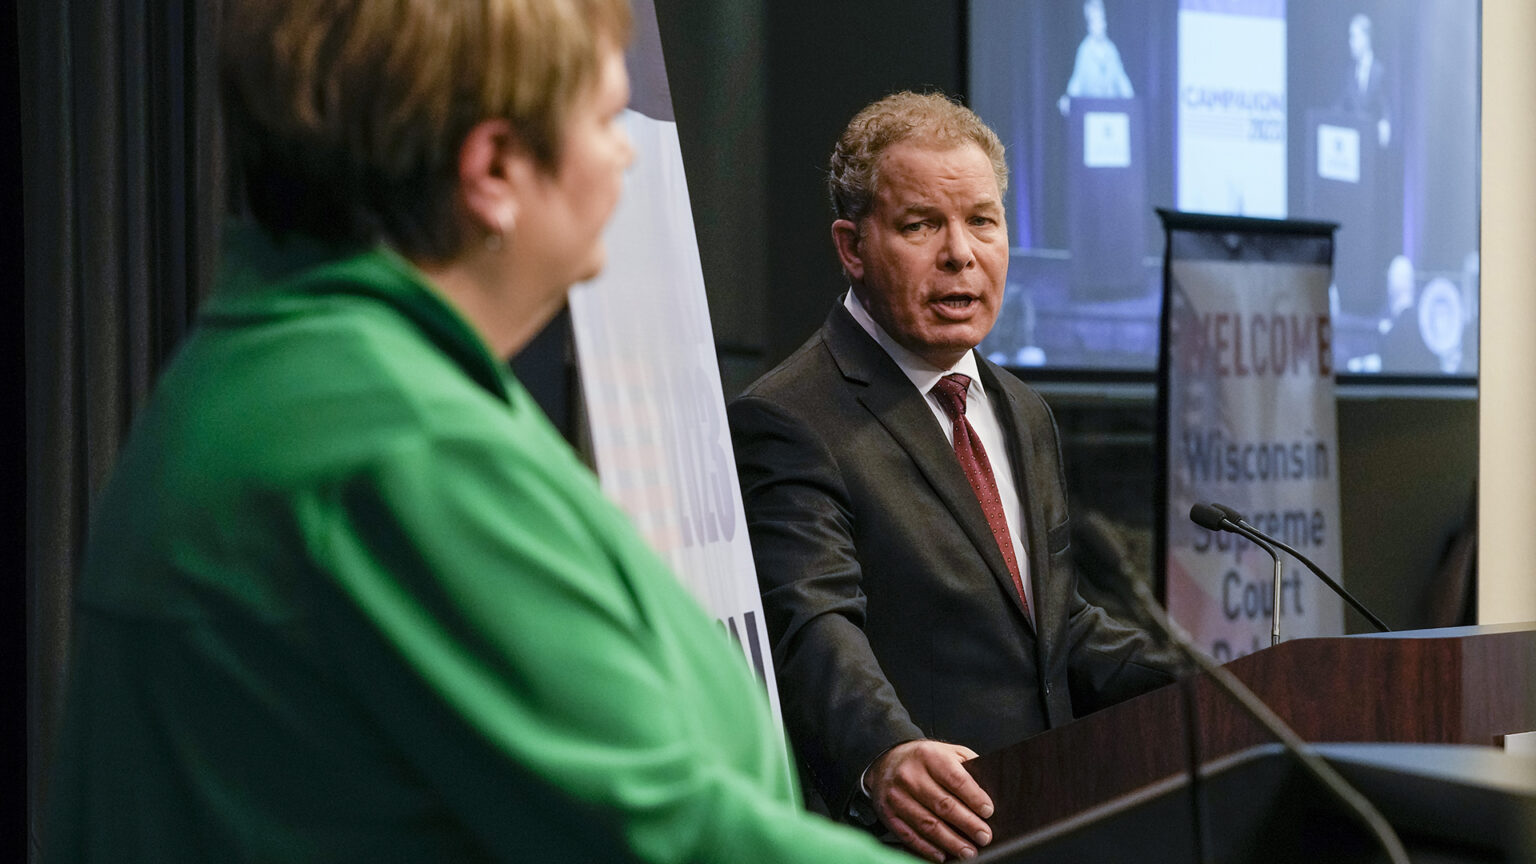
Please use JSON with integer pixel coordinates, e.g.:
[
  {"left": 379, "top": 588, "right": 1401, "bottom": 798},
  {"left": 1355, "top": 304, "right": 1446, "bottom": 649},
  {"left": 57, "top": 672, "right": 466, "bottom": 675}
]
[{"left": 843, "top": 291, "right": 1035, "bottom": 622}]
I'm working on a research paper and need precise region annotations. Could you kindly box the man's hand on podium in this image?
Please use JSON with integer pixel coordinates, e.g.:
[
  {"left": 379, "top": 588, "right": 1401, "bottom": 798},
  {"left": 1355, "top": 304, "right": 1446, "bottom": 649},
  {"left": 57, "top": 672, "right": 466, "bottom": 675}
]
[{"left": 868, "top": 739, "right": 995, "bottom": 862}]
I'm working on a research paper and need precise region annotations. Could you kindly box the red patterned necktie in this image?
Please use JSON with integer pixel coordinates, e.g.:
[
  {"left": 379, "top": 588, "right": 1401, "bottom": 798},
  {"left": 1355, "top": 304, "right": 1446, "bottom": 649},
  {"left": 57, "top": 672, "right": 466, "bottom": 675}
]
[{"left": 932, "top": 373, "right": 1029, "bottom": 615}]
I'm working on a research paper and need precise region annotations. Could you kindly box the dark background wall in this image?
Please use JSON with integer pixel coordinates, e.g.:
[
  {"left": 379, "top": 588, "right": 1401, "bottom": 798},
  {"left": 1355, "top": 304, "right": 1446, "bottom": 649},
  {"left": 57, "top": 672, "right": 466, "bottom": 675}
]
[{"left": 653, "top": 0, "right": 1478, "bottom": 633}]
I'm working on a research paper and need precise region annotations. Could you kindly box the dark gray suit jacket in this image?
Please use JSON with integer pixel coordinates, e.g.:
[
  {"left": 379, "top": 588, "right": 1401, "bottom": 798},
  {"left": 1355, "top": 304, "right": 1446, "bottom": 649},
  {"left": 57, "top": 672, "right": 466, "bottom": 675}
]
[
  {"left": 728, "top": 304, "right": 1180, "bottom": 818},
  {"left": 1339, "top": 58, "right": 1390, "bottom": 128}
]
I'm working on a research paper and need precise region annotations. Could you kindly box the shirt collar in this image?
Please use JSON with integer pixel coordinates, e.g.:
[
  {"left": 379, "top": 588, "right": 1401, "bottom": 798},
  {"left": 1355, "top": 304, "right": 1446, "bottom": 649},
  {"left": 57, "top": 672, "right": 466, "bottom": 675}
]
[{"left": 843, "top": 290, "right": 983, "bottom": 398}]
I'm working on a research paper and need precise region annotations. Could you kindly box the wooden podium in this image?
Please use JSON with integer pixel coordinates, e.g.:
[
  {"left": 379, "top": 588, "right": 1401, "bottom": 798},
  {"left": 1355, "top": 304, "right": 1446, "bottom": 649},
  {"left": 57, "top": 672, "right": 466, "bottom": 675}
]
[{"left": 964, "top": 624, "right": 1536, "bottom": 851}]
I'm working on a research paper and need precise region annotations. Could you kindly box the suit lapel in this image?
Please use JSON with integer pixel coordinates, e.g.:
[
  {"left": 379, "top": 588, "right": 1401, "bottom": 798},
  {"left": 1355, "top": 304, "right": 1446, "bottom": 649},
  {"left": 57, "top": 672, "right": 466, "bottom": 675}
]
[{"left": 823, "top": 308, "right": 1033, "bottom": 624}]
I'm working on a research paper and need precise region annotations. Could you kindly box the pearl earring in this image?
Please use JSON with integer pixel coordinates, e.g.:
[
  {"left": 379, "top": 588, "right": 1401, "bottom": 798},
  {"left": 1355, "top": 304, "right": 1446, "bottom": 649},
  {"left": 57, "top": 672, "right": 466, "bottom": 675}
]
[{"left": 485, "top": 216, "right": 505, "bottom": 252}]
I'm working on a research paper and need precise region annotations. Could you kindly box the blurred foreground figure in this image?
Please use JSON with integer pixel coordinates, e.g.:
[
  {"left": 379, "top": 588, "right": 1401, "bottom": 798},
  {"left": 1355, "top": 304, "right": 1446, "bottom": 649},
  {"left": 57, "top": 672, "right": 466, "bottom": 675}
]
[{"left": 43, "top": 2, "right": 907, "bottom": 861}]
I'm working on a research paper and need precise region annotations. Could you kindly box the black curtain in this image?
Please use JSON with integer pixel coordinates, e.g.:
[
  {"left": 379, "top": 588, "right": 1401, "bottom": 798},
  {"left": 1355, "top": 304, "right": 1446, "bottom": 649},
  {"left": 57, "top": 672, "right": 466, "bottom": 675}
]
[{"left": 19, "top": 0, "right": 227, "bottom": 858}]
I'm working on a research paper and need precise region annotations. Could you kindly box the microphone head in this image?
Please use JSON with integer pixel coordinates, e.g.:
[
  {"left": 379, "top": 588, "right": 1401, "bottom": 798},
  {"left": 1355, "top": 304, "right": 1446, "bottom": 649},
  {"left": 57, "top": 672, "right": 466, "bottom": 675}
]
[
  {"left": 1210, "top": 502, "right": 1245, "bottom": 523},
  {"left": 1189, "top": 502, "right": 1230, "bottom": 531}
]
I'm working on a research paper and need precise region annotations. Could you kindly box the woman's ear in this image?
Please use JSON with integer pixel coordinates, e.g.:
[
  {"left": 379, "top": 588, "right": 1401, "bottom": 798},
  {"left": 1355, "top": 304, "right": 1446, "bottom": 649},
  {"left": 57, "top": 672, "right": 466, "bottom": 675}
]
[{"left": 457, "top": 118, "right": 529, "bottom": 241}]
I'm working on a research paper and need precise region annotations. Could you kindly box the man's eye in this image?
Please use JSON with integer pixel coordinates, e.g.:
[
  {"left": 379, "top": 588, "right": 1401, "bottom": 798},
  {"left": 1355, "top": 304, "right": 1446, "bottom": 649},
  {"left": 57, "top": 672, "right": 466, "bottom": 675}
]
[{"left": 902, "top": 221, "right": 927, "bottom": 233}]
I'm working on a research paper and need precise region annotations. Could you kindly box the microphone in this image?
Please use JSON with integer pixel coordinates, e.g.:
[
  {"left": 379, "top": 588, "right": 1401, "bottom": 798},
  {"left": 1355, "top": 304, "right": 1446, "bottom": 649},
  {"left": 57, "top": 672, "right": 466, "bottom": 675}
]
[
  {"left": 1187, "top": 502, "right": 1232, "bottom": 533},
  {"left": 1014, "top": 510, "right": 1408, "bottom": 864},
  {"left": 1208, "top": 502, "right": 1391, "bottom": 633},
  {"left": 1120, "top": 579, "right": 1409, "bottom": 864},
  {"left": 1188, "top": 503, "right": 1286, "bottom": 647}
]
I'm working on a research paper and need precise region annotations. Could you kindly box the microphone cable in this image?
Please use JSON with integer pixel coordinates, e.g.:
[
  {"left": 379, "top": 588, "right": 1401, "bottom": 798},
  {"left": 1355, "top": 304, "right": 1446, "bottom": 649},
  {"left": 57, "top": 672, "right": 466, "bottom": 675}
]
[
  {"left": 1124, "top": 577, "right": 1409, "bottom": 864},
  {"left": 1089, "top": 513, "right": 1211, "bottom": 864}
]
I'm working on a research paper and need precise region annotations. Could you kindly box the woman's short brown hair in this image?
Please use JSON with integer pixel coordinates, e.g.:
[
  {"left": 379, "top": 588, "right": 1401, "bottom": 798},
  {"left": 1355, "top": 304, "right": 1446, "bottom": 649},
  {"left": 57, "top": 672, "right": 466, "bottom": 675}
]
[
  {"left": 827, "top": 91, "right": 1008, "bottom": 225},
  {"left": 221, "top": 0, "right": 632, "bottom": 260}
]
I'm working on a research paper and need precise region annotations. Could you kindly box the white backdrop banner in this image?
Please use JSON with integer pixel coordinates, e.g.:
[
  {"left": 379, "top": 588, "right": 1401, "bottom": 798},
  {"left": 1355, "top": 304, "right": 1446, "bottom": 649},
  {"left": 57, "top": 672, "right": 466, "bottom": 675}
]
[
  {"left": 1176, "top": 0, "right": 1287, "bottom": 218},
  {"left": 566, "top": 0, "right": 781, "bottom": 720},
  {"left": 1158, "top": 211, "right": 1343, "bottom": 661}
]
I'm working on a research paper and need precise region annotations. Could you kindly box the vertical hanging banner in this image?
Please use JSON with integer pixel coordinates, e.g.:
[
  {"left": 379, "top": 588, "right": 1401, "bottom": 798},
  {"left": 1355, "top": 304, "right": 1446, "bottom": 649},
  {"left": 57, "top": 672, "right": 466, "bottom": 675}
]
[
  {"left": 566, "top": 0, "right": 781, "bottom": 719},
  {"left": 1156, "top": 210, "right": 1343, "bottom": 661}
]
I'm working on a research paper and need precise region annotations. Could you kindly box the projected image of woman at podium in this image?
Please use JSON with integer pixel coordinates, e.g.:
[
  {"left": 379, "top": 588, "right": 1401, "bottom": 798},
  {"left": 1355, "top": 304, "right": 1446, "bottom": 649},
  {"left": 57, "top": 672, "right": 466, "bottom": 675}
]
[{"left": 1058, "top": 0, "right": 1135, "bottom": 116}]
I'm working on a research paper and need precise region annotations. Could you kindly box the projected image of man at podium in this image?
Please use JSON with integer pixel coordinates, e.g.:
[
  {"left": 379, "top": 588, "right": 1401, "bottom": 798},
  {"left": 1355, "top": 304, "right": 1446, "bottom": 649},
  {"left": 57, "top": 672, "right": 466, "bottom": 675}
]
[
  {"left": 1338, "top": 13, "right": 1391, "bottom": 149},
  {"left": 1321, "top": 11, "right": 1402, "bottom": 330}
]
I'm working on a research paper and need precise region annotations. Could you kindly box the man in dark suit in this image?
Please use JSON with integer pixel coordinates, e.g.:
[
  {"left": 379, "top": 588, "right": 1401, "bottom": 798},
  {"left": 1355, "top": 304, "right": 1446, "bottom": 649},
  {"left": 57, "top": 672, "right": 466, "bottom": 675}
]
[
  {"left": 728, "top": 92, "right": 1181, "bottom": 862},
  {"left": 1339, "top": 12, "right": 1391, "bottom": 148}
]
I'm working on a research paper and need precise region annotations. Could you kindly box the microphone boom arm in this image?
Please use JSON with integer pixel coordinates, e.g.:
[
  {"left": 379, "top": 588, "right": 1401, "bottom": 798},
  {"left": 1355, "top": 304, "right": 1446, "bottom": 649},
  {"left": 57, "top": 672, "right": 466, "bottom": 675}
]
[{"left": 1212, "top": 504, "right": 1391, "bottom": 633}]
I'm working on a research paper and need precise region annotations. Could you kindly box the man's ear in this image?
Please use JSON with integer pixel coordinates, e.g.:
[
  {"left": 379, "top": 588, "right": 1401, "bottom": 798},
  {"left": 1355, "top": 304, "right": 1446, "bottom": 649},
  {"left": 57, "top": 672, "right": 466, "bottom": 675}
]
[
  {"left": 831, "top": 219, "right": 865, "bottom": 283},
  {"left": 456, "top": 118, "right": 530, "bottom": 240}
]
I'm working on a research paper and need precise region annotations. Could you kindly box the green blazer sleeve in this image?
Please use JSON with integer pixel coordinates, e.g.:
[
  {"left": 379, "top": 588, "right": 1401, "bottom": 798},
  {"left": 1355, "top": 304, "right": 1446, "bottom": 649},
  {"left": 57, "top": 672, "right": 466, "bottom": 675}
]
[
  {"left": 314, "top": 429, "right": 909, "bottom": 864},
  {"left": 728, "top": 393, "right": 926, "bottom": 817}
]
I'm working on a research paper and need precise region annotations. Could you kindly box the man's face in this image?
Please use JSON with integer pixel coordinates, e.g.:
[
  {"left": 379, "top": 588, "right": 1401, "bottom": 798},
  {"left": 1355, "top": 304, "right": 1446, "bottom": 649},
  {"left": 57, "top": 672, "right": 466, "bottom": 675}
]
[{"left": 833, "top": 140, "right": 1008, "bottom": 369}]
